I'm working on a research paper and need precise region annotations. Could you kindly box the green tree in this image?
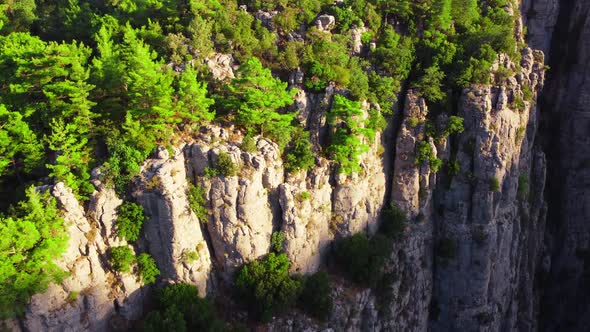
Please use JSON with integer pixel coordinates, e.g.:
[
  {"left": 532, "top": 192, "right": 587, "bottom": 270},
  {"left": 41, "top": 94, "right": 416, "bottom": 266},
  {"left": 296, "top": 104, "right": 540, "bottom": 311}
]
[
  {"left": 220, "top": 57, "right": 296, "bottom": 143},
  {"left": 298, "top": 271, "right": 333, "bottom": 321},
  {"left": 121, "top": 24, "right": 175, "bottom": 145},
  {"left": 0, "top": 186, "right": 68, "bottom": 318},
  {"left": 142, "top": 283, "right": 230, "bottom": 331},
  {"left": 0, "top": 105, "right": 44, "bottom": 177},
  {"left": 284, "top": 129, "right": 315, "bottom": 173},
  {"left": 327, "top": 95, "right": 372, "bottom": 175},
  {"left": 175, "top": 65, "right": 214, "bottom": 125},
  {"left": 0, "top": 0, "right": 36, "bottom": 33}
]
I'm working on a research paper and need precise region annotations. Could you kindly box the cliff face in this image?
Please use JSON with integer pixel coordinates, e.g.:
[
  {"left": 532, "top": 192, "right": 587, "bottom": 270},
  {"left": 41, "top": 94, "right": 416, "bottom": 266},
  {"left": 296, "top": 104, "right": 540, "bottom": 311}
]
[
  {"left": 13, "top": 0, "right": 590, "bottom": 331},
  {"left": 431, "top": 49, "right": 547, "bottom": 332},
  {"left": 526, "top": 0, "right": 590, "bottom": 330}
]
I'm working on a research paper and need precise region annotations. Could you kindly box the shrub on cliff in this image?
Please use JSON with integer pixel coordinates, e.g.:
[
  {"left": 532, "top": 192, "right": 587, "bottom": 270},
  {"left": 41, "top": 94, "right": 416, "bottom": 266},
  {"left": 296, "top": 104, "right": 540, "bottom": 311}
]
[
  {"left": 137, "top": 253, "right": 160, "bottom": 285},
  {"left": 284, "top": 129, "right": 315, "bottom": 173},
  {"left": 215, "top": 152, "right": 238, "bottom": 177},
  {"left": 298, "top": 271, "right": 333, "bottom": 321},
  {"left": 380, "top": 204, "right": 407, "bottom": 239},
  {"left": 116, "top": 201, "right": 145, "bottom": 242},
  {"left": 234, "top": 253, "right": 303, "bottom": 322},
  {"left": 141, "top": 283, "right": 230, "bottom": 331},
  {"left": 187, "top": 183, "right": 208, "bottom": 222},
  {"left": 110, "top": 246, "right": 135, "bottom": 273},
  {"left": 333, "top": 233, "right": 389, "bottom": 287}
]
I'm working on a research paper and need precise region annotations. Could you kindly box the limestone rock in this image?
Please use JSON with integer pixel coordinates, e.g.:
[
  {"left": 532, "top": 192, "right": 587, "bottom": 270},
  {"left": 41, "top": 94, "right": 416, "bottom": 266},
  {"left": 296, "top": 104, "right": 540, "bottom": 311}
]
[
  {"left": 206, "top": 53, "right": 234, "bottom": 81},
  {"left": 315, "top": 15, "right": 335, "bottom": 32},
  {"left": 279, "top": 163, "right": 333, "bottom": 274},
  {"left": 350, "top": 25, "right": 367, "bottom": 54},
  {"left": 134, "top": 150, "right": 212, "bottom": 295}
]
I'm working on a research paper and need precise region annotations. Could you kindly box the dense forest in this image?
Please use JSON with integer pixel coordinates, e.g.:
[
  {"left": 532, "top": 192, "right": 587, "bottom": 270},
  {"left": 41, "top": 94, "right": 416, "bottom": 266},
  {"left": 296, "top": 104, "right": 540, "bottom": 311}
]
[{"left": 0, "top": 0, "right": 524, "bottom": 329}]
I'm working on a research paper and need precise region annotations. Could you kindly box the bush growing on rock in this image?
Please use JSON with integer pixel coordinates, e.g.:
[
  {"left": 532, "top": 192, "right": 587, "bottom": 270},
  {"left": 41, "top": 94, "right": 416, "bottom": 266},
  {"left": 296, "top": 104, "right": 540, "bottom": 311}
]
[
  {"left": 298, "top": 271, "right": 333, "bottom": 321},
  {"left": 188, "top": 183, "right": 208, "bottom": 222},
  {"left": 116, "top": 201, "right": 145, "bottom": 242},
  {"left": 489, "top": 177, "right": 500, "bottom": 192},
  {"left": 240, "top": 135, "right": 257, "bottom": 153},
  {"left": 215, "top": 152, "right": 238, "bottom": 177},
  {"left": 110, "top": 246, "right": 135, "bottom": 273},
  {"left": 270, "top": 231, "right": 285, "bottom": 253},
  {"left": 333, "top": 233, "right": 389, "bottom": 287},
  {"left": 380, "top": 204, "right": 408, "bottom": 239},
  {"left": 234, "top": 253, "right": 303, "bottom": 322},
  {"left": 137, "top": 253, "right": 160, "bottom": 285},
  {"left": 284, "top": 129, "right": 315, "bottom": 173},
  {"left": 141, "top": 283, "right": 230, "bottom": 331}
]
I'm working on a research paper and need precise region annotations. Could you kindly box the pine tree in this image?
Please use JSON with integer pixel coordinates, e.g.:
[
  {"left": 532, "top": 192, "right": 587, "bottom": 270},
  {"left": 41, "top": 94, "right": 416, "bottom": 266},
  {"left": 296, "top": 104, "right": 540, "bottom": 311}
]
[
  {"left": 0, "top": 186, "right": 68, "bottom": 318},
  {"left": 0, "top": 105, "right": 44, "bottom": 178},
  {"left": 121, "top": 23, "right": 175, "bottom": 141},
  {"left": 221, "top": 57, "right": 296, "bottom": 143},
  {"left": 175, "top": 65, "right": 214, "bottom": 125},
  {"left": 327, "top": 95, "right": 371, "bottom": 175}
]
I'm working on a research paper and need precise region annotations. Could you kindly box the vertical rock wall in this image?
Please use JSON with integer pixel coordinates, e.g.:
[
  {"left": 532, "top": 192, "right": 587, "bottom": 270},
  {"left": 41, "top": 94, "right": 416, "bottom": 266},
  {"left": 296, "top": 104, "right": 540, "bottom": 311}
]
[{"left": 527, "top": 0, "right": 590, "bottom": 330}]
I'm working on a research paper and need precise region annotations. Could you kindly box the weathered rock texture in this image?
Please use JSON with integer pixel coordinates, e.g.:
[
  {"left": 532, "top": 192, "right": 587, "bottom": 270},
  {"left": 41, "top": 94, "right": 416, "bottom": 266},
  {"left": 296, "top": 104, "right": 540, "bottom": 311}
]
[
  {"left": 431, "top": 47, "right": 547, "bottom": 331},
  {"left": 18, "top": 1, "right": 590, "bottom": 330},
  {"left": 21, "top": 183, "right": 144, "bottom": 332},
  {"left": 529, "top": 0, "right": 590, "bottom": 330},
  {"left": 134, "top": 149, "right": 212, "bottom": 295}
]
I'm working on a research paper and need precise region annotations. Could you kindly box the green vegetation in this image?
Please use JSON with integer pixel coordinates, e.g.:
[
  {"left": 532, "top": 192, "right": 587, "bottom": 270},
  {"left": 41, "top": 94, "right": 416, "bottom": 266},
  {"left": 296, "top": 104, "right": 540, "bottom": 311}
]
[
  {"left": 187, "top": 183, "right": 208, "bottom": 222},
  {"left": 182, "top": 250, "right": 200, "bottom": 264},
  {"left": 489, "top": 177, "right": 501, "bottom": 192},
  {"left": 0, "top": 0, "right": 527, "bottom": 317},
  {"left": 235, "top": 253, "right": 302, "bottom": 322},
  {"left": 218, "top": 57, "right": 296, "bottom": 148},
  {"left": 116, "top": 202, "right": 145, "bottom": 242},
  {"left": 298, "top": 271, "right": 333, "bottom": 321},
  {"left": 215, "top": 152, "right": 238, "bottom": 177},
  {"left": 141, "top": 283, "right": 233, "bottom": 331},
  {"left": 137, "top": 253, "right": 160, "bottom": 285},
  {"left": 0, "top": 187, "right": 68, "bottom": 318},
  {"left": 284, "top": 129, "right": 315, "bottom": 173},
  {"left": 327, "top": 95, "right": 374, "bottom": 175},
  {"left": 331, "top": 204, "right": 408, "bottom": 290},
  {"left": 240, "top": 135, "right": 257, "bottom": 153},
  {"left": 416, "top": 141, "right": 442, "bottom": 173},
  {"left": 333, "top": 233, "right": 390, "bottom": 287},
  {"left": 67, "top": 291, "right": 79, "bottom": 304},
  {"left": 380, "top": 204, "right": 408, "bottom": 239},
  {"left": 296, "top": 191, "right": 312, "bottom": 202},
  {"left": 109, "top": 246, "right": 135, "bottom": 273},
  {"left": 270, "top": 231, "right": 285, "bottom": 253},
  {"left": 518, "top": 172, "right": 530, "bottom": 200}
]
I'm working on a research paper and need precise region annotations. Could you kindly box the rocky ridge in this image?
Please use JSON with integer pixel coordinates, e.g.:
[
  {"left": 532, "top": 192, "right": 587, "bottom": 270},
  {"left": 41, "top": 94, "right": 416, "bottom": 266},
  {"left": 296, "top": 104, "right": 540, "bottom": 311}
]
[{"left": 12, "top": 0, "right": 590, "bottom": 330}]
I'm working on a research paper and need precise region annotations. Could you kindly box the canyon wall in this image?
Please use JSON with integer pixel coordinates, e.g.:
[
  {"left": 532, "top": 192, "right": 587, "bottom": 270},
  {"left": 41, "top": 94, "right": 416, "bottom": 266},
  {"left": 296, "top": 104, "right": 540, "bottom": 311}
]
[{"left": 12, "top": 0, "right": 590, "bottom": 331}]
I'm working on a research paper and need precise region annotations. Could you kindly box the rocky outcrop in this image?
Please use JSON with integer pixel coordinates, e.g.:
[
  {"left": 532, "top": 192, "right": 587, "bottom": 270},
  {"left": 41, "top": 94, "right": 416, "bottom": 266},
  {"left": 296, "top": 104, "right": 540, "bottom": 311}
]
[
  {"left": 431, "top": 48, "right": 546, "bottom": 331},
  {"left": 279, "top": 163, "right": 333, "bottom": 274},
  {"left": 206, "top": 53, "right": 235, "bottom": 81},
  {"left": 22, "top": 183, "right": 144, "bottom": 332},
  {"left": 315, "top": 14, "right": 336, "bottom": 32},
  {"left": 331, "top": 130, "right": 387, "bottom": 237},
  {"left": 134, "top": 148, "right": 212, "bottom": 295},
  {"left": 184, "top": 129, "right": 283, "bottom": 278}
]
